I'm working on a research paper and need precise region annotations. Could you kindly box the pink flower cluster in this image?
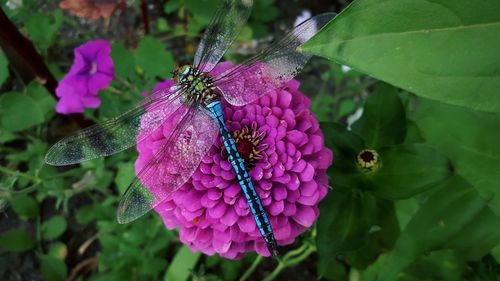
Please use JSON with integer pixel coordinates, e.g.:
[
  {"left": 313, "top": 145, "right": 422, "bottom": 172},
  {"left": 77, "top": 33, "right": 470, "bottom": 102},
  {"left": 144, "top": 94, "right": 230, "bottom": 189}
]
[
  {"left": 136, "top": 62, "right": 333, "bottom": 259},
  {"left": 56, "top": 39, "right": 114, "bottom": 114}
]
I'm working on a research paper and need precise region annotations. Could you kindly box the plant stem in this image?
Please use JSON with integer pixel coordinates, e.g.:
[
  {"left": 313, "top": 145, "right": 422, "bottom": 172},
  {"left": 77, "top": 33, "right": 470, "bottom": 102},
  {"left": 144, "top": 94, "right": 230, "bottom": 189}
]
[
  {"left": 262, "top": 262, "right": 285, "bottom": 281},
  {"left": 239, "top": 255, "right": 263, "bottom": 281},
  {"left": 140, "top": 0, "right": 150, "bottom": 35},
  {"left": 0, "top": 166, "right": 41, "bottom": 183},
  {"left": 262, "top": 243, "right": 317, "bottom": 281}
]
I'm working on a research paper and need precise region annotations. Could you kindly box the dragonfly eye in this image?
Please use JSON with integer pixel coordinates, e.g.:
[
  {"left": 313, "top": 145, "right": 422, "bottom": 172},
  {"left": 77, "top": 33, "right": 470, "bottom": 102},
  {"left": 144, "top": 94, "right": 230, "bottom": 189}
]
[{"left": 173, "top": 65, "right": 192, "bottom": 84}]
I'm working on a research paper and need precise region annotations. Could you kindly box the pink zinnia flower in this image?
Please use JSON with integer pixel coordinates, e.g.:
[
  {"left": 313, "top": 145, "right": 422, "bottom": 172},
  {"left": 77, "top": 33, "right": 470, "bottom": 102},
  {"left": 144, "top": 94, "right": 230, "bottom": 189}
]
[
  {"left": 136, "top": 62, "right": 333, "bottom": 259},
  {"left": 56, "top": 39, "right": 114, "bottom": 114}
]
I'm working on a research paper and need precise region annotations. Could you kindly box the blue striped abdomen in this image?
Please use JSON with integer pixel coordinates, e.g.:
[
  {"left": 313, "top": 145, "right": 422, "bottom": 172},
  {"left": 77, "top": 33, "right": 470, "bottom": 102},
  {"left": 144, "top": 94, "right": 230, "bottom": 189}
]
[{"left": 206, "top": 101, "right": 279, "bottom": 256}]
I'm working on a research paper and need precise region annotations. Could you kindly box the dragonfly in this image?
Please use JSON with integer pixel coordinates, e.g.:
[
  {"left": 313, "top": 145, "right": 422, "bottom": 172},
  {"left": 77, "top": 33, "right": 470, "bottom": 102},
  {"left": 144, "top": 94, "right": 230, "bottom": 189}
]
[{"left": 45, "top": 0, "right": 334, "bottom": 256}]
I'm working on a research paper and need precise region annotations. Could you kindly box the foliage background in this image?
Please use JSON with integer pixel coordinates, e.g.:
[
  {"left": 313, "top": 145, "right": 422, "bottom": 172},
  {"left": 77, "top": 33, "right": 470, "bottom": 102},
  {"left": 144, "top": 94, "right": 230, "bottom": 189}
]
[{"left": 1, "top": 0, "right": 500, "bottom": 280}]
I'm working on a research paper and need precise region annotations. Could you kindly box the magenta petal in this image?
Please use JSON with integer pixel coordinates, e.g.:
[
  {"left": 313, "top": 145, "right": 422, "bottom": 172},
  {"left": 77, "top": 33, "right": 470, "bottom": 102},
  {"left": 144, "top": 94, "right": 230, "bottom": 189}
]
[
  {"left": 96, "top": 50, "right": 114, "bottom": 75},
  {"left": 213, "top": 236, "right": 232, "bottom": 253},
  {"left": 221, "top": 208, "right": 238, "bottom": 226},
  {"left": 81, "top": 95, "right": 101, "bottom": 108},
  {"left": 283, "top": 202, "right": 296, "bottom": 216},
  {"left": 88, "top": 73, "right": 113, "bottom": 93},
  {"left": 237, "top": 215, "right": 256, "bottom": 233},
  {"left": 293, "top": 205, "right": 316, "bottom": 227},
  {"left": 272, "top": 185, "right": 287, "bottom": 201},
  {"left": 274, "top": 222, "right": 292, "bottom": 240},
  {"left": 269, "top": 200, "right": 284, "bottom": 216},
  {"left": 207, "top": 201, "right": 227, "bottom": 219},
  {"left": 297, "top": 190, "right": 320, "bottom": 206},
  {"left": 56, "top": 95, "right": 84, "bottom": 114},
  {"left": 299, "top": 163, "right": 315, "bottom": 182}
]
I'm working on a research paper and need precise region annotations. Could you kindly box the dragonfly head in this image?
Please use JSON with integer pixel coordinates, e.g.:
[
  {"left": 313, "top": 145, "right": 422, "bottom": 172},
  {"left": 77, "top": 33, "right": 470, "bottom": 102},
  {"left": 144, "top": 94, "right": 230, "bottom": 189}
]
[{"left": 173, "top": 65, "right": 194, "bottom": 84}]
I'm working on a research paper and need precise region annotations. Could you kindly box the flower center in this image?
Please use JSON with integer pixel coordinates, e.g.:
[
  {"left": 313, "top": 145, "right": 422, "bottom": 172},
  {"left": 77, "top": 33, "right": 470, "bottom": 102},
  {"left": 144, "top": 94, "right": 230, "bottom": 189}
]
[
  {"left": 356, "top": 149, "right": 380, "bottom": 173},
  {"left": 232, "top": 124, "right": 267, "bottom": 169},
  {"left": 89, "top": 61, "right": 98, "bottom": 75}
]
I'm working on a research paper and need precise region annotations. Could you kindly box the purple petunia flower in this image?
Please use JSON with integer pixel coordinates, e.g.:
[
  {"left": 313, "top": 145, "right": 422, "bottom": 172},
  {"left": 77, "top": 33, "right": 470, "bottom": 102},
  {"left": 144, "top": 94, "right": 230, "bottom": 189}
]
[
  {"left": 55, "top": 39, "right": 114, "bottom": 114},
  {"left": 135, "top": 62, "right": 333, "bottom": 259}
]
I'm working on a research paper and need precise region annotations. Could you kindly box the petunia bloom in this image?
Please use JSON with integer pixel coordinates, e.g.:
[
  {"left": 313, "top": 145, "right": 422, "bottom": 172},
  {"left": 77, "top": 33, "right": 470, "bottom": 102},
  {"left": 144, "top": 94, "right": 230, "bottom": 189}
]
[
  {"left": 56, "top": 39, "right": 114, "bottom": 114},
  {"left": 135, "top": 62, "right": 333, "bottom": 259},
  {"left": 59, "top": 0, "right": 125, "bottom": 20}
]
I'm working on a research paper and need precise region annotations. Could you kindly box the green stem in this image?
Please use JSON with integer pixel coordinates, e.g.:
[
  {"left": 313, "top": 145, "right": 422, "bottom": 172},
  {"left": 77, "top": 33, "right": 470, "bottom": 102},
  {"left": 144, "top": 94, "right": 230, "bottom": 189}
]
[
  {"left": 115, "top": 75, "right": 133, "bottom": 89},
  {"left": 262, "top": 243, "right": 317, "bottom": 281},
  {"left": 158, "top": 32, "right": 201, "bottom": 42},
  {"left": 239, "top": 255, "right": 263, "bottom": 281},
  {"left": 11, "top": 183, "right": 40, "bottom": 195},
  {"left": 262, "top": 262, "right": 285, "bottom": 281},
  {"left": 0, "top": 166, "right": 41, "bottom": 183},
  {"left": 107, "top": 86, "right": 124, "bottom": 95}
]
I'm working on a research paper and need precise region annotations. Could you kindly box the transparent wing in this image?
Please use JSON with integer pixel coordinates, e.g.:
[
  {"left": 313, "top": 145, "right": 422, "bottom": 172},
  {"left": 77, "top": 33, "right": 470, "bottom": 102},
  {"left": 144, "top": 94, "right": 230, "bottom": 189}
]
[
  {"left": 45, "top": 87, "right": 185, "bottom": 166},
  {"left": 213, "top": 13, "right": 336, "bottom": 106},
  {"left": 116, "top": 106, "right": 218, "bottom": 224},
  {"left": 194, "top": 0, "right": 253, "bottom": 73}
]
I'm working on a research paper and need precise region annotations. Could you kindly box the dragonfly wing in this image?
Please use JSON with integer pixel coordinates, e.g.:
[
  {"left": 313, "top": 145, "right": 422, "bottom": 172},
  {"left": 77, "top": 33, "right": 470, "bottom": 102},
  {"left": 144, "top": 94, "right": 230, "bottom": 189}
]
[
  {"left": 214, "top": 13, "right": 336, "bottom": 106},
  {"left": 45, "top": 86, "right": 184, "bottom": 166},
  {"left": 193, "top": 0, "right": 253, "bottom": 73},
  {"left": 116, "top": 107, "right": 218, "bottom": 224}
]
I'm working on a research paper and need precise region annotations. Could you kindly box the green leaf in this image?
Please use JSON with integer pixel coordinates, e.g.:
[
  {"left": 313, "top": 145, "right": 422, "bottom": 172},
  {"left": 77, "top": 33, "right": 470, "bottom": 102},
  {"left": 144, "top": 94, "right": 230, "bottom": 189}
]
[
  {"left": 48, "top": 242, "right": 68, "bottom": 260},
  {"left": 302, "top": 0, "right": 500, "bottom": 113},
  {"left": 317, "top": 189, "right": 377, "bottom": 276},
  {"left": 221, "top": 260, "right": 243, "bottom": 281},
  {"left": 185, "top": 0, "right": 218, "bottom": 25},
  {"left": 10, "top": 195, "right": 39, "bottom": 219},
  {"left": 164, "top": 0, "right": 185, "bottom": 14},
  {"left": 0, "top": 229, "right": 36, "bottom": 252},
  {"left": 112, "top": 43, "right": 137, "bottom": 81},
  {"left": 0, "top": 50, "right": 8, "bottom": 87},
  {"left": 134, "top": 36, "right": 174, "bottom": 80},
  {"left": 115, "top": 162, "right": 135, "bottom": 195},
  {"left": 165, "top": 245, "right": 201, "bottom": 281},
  {"left": 25, "top": 82, "right": 56, "bottom": 120},
  {"left": 493, "top": 243, "right": 500, "bottom": 264},
  {"left": 370, "top": 144, "right": 452, "bottom": 200},
  {"left": 344, "top": 200, "right": 400, "bottom": 270},
  {"left": 39, "top": 254, "right": 67, "bottom": 281},
  {"left": 352, "top": 83, "right": 406, "bottom": 148},
  {"left": 411, "top": 97, "right": 500, "bottom": 217},
  {"left": 25, "top": 11, "right": 63, "bottom": 51},
  {"left": 395, "top": 198, "right": 419, "bottom": 230},
  {"left": 398, "top": 250, "right": 465, "bottom": 281},
  {"left": 0, "top": 92, "right": 45, "bottom": 132},
  {"left": 42, "top": 215, "right": 67, "bottom": 240},
  {"left": 369, "top": 176, "right": 500, "bottom": 281}
]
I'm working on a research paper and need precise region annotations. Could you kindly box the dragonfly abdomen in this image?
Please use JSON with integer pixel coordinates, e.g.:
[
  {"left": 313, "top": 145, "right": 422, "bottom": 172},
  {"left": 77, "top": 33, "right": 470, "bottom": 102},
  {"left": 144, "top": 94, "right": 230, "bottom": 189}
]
[{"left": 206, "top": 101, "right": 279, "bottom": 256}]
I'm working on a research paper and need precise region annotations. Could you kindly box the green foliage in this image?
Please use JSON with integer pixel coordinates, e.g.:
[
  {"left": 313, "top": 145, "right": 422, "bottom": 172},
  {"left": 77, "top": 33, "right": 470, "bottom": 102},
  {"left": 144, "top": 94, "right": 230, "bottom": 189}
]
[
  {"left": 0, "top": 50, "right": 8, "bottom": 87},
  {"left": 25, "top": 10, "right": 63, "bottom": 52},
  {"left": 362, "top": 176, "right": 500, "bottom": 281},
  {"left": 411, "top": 97, "right": 500, "bottom": 217},
  {"left": 41, "top": 215, "right": 67, "bottom": 240},
  {"left": 352, "top": 83, "right": 406, "bottom": 148},
  {"left": 134, "top": 36, "right": 175, "bottom": 80},
  {"left": 10, "top": 195, "right": 39, "bottom": 219},
  {"left": 38, "top": 254, "right": 67, "bottom": 281},
  {"left": 0, "top": 92, "right": 45, "bottom": 131},
  {"left": 165, "top": 245, "right": 202, "bottom": 281},
  {"left": 0, "top": 229, "right": 36, "bottom": 252},
  {"left": 303, "top": 0, "right": 500, "bottom": 113}
]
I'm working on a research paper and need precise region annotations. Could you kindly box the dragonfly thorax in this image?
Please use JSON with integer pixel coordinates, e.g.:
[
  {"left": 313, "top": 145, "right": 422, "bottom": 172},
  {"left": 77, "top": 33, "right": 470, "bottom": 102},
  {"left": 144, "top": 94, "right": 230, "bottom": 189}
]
[{"left": 173, "top": 65, "right": 220, "bottom": 106}]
